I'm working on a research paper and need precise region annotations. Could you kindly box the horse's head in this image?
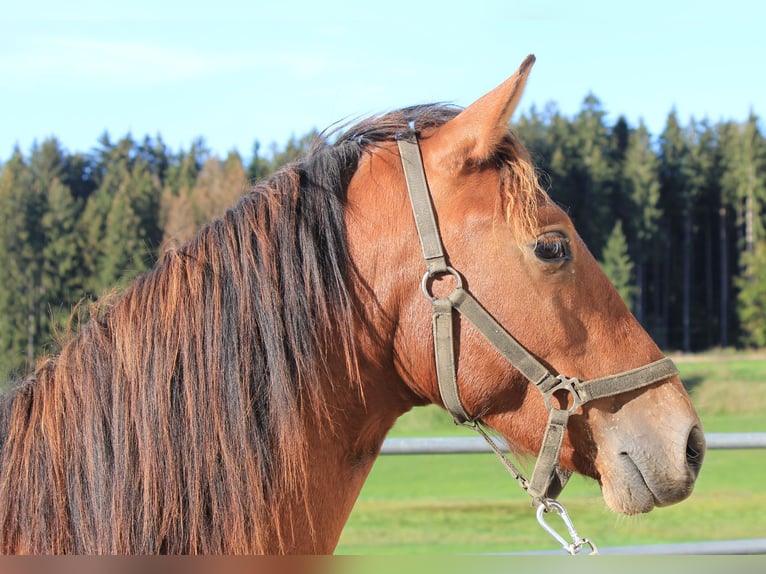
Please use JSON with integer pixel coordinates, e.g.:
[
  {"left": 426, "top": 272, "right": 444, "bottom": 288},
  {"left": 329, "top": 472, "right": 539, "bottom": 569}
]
[{"left": 347, "top": 55, "right": 704, "bottom": 516}]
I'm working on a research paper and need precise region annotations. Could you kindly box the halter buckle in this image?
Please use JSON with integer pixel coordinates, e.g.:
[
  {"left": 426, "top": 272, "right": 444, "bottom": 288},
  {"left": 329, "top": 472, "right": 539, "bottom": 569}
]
[{"left": 543, "top": 375, "right": 584, "bottom": 414}]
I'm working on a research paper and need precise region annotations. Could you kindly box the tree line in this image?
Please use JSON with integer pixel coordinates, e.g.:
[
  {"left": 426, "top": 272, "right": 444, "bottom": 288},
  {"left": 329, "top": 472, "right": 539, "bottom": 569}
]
[
  {"left": 1, "top": 95, "right": 764, "bottom": 381},
  {"left": 0, "top": 130, "right": 316, "bottom": 380}
]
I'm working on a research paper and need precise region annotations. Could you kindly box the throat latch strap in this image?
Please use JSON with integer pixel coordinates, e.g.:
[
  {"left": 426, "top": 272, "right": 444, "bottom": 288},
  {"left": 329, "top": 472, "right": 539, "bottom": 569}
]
[{"left": 396, "top": 130, "right": 679, "bottom": 505}]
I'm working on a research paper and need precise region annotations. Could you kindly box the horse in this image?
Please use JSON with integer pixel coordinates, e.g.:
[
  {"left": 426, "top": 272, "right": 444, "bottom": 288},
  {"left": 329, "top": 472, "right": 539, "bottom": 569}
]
[{"left": 0, "top": 55, "right": 705, "bottom": 554}]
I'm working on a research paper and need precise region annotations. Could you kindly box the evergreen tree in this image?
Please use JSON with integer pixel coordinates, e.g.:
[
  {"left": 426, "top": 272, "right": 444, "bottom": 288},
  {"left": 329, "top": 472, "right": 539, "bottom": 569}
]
[
  {"left": 722, "top": 113, "right": 766, "bottom": 345},
  {"left": 609, "top": 116, "right": 631, "bottom": 168},
  {"left": 545, "top": 95, "right": 616, "bottom": 257},
  {"left": 164, "top": 137, "right": 207, "bottom": 199},
  {"left": 41, "top": 175, "right": 83, "bottom": 336},
  {"left": 98, "top": 182, "right": 148, "bottom": 290},
  {"left": 0, "top": 149, "right": 35, "bottom": 378},
  {"left": 138, "top": 135, "right": 170, "bottom": 187},
  {"left": 129, "top": 155, "right": 163, "bottom": 254},
  {"left": 64, "top": 151, "right": 98, "bottom": 203},
  {"left": 545, "top": 112, "right": 574, "bottom": 197},
  {"left": 683, "top": 120, "right": 721, "bottom": 349},
  {"left": 29, "top": 139, "right": 88, "bottom": 355},
  {"left": 79, "top": 135, "right": 121, "bottom": 295},
  {"left": 621, "top": 120, "right": 661, "bottom": 326},
  {"left": 80, "top": 135, "right": 162, "bottom": 295},
  {"left": 736, "top": 240, "right": 766, "bottom": 347},
  {"left": 599, "top": 220, "right": 637, "bottom": 310},
  {"left": 658, "top": 110, "right": 688, "bottom": 349},
  {"left": 516, "top": 103, "right": 560, "bottom": 198}
]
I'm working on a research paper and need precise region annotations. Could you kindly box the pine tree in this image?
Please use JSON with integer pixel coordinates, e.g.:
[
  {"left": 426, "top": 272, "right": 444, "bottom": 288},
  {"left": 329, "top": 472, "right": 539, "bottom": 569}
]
[
  {"left": 164, "top": 138, "right": 207, "bottom": 200},
  {"left": 138, "top": 135, "right": 170, "bottom": 187},
  {"left": 98, "top": 182, "right": 148, "bottom": 290},
  {"left": 41, "top": 176, "right": 83, "bottom": 336},
  {"left": 736, "top": 240, "right": 766, "bottom": 347},
  {"left": 0, "top": 149, "right": 34, "bottom": 379},
  {"left": 658, "top": 110, "right": 688, "bottom": 349},
  {"left": 80, "top": 134, "right": 162, "bottom": 295},
  {"left": 599, "top": 220, "right": 637, "bottom": 310},
  {"left": 621, "top": 120, "right": 661, "bottom": 326},
  {"left": 29, "top": 138, "right": 88, "bottom": 358},
  {"left": 98, "top": 151, "right": 160, "bottom": 291},
  {"left": 546, "top": 95, "right": 616, "bottom": 257},
  {"left": 723, "top": 113, "right": 766, "bottom": 345},
  {"left": 683, "top": 120, "right": 721, "bottom": 349}
]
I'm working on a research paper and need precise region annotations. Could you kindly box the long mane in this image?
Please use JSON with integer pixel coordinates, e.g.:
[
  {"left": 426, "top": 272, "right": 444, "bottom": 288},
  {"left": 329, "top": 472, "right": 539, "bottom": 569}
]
[{"left": 0, "top": 104, "right": 544, "bottom": 553}]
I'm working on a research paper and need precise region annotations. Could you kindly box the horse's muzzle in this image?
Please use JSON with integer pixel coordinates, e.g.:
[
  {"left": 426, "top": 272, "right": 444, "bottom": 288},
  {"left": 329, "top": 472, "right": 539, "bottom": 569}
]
[{"left": 595, "top": 409, "right": 706, "bottom": 515}]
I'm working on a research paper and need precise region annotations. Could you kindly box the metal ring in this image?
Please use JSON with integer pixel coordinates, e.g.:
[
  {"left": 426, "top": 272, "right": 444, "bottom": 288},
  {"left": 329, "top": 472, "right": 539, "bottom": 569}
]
[
  {"left": 421, "top": 266, "right": 463, "bottom": 303},
  {"left": 543, "top": 375, "right": 583, "bottom": 414}
]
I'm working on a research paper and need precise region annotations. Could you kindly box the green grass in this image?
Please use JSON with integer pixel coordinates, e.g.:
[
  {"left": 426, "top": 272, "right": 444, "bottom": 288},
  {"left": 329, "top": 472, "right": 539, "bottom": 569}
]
[{"left": 336, "top": 351, "right": 766, "bottom": 554}]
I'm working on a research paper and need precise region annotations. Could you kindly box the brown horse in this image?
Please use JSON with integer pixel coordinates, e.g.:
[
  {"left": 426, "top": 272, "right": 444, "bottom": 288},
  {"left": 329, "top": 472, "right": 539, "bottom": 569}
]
[{"left": 0, "top": 55, "right": 704, "bottom": 554}]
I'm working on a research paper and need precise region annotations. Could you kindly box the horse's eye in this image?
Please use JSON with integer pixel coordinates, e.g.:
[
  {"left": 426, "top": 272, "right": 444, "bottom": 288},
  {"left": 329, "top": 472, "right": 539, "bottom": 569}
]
[{"left": 534, "top": 232, "right": 570, "bottom": 263}]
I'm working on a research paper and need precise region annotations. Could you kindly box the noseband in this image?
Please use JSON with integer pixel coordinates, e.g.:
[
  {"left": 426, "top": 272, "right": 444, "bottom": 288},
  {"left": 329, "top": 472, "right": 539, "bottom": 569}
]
[{"left": 396, "top": 130, "right": 678, "bottom": 531}]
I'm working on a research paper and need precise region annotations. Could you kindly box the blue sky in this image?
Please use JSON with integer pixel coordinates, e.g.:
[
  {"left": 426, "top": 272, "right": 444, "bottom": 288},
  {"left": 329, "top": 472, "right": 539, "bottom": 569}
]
[{"left": 2, "top": 0, "right": 765, "bottom": 161}]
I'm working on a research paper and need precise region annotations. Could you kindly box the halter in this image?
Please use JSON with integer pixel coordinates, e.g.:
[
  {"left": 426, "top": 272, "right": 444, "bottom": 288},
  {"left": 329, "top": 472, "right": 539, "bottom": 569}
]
[{"left": 396, "top": 130, "right": 678, "bottom": 554}]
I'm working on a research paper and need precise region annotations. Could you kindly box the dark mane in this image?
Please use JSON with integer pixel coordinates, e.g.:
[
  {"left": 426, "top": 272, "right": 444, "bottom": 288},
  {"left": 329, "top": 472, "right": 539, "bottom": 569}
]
[{"left": 0, "top": 104, "right": 467, "bottom": 554}]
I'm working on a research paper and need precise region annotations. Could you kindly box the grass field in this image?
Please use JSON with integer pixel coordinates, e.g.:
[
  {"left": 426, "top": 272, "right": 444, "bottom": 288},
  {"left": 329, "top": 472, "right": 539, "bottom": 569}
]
[{"left": 335, "top": 351, "right": 766, "bottom": 554}]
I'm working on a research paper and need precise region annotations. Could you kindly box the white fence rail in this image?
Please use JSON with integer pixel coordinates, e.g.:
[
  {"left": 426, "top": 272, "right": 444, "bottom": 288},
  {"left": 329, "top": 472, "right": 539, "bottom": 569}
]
[
  {"left": 380, "top": 432, "right": 766, "bottom": 455},
  {"left": 378, "top": 432, "right": 766, "bottom": 555}
]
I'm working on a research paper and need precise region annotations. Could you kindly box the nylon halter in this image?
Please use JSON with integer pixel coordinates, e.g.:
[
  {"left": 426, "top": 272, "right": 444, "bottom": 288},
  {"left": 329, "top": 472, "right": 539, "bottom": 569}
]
[{"left": 396, "top": 129, "right": 679, "bottom": 506}]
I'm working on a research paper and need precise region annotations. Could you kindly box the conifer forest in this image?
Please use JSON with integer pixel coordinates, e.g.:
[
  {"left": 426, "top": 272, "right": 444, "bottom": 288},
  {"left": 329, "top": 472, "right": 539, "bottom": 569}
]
[{"left": 1, "top": 95, "right": 765, "bottom": 381}]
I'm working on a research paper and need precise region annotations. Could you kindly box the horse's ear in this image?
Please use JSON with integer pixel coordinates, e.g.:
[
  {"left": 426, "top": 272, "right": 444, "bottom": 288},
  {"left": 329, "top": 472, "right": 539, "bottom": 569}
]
[{"left": 432, "top": 54, "right": 535, "bottom": 170}]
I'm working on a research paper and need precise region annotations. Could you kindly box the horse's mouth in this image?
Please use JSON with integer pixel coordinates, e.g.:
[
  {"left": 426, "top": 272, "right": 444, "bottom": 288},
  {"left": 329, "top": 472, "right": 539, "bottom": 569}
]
[
  {"left": 622, "top": 453, "right": 668, "bottom": 513},
  {"left": 598, "top": 451, "right": 696, "bottom": 515},
  {"left": 594, "top": 423, "right": 705, "bottom": 515},
  {"left": 598, "top": 453, "right": 655, "bottom": 515}
]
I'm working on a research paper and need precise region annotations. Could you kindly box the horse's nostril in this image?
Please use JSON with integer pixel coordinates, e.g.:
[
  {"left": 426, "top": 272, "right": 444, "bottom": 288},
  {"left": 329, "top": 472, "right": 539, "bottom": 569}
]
[{"left": 685, "top": 425, "right": 706, "bottom": 478}]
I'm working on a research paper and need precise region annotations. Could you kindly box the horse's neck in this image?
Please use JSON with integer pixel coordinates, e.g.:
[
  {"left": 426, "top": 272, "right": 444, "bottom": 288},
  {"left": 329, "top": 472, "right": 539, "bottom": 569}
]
[
  {"left": 293, "top": 430, "right": 382, "bottom": 552},
  {"left": 284, "top": 360, "right": 415, "bottom": 553}
]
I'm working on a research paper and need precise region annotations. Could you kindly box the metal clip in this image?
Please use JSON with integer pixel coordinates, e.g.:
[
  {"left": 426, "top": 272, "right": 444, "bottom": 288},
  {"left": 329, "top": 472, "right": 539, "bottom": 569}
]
[{"left": 536, "top": 499, "right": 598, "bottom": 555}]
